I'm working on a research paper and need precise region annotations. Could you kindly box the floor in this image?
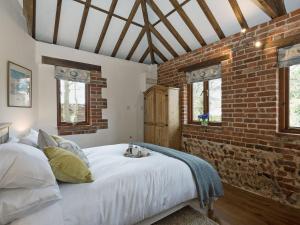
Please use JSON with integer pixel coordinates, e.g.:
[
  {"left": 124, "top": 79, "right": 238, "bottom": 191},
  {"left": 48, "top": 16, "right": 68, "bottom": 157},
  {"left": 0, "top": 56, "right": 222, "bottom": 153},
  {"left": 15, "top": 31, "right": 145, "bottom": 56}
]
[{"left": 209, "top": 184, "right": 300, "bottom": 225}]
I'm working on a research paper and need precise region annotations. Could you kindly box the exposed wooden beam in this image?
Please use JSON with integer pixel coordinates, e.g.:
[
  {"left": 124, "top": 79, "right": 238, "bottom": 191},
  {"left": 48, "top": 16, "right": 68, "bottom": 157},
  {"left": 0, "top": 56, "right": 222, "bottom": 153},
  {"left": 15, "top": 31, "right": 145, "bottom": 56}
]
[
  {"left": 75, "top": 0, "right": 91, "bottom": 49},
  {"left": 139, "top": 47, "right": 150, "bottom": 63},
  {"left": 126, "top": 28, "right": 146, "bottom": 60},
  {"left": 111, "top": 0, "right": 142, "bottom": 57},
  {"left": 23, "top": 0, "right": 36, "bottom": 38},
  {"left": 141, "top": 0, "right": 155, "bottom": 64},
  {"left": 153, "top": 0, "right": 191, "bottom": 26},
  {"left": 252, "top": 0, "right": 286, "bottom": 19},
  {"left": 53, "top": 0, "right": 62, "bottom": 44},
  {"left": 147, "top": 0, "right": 191, "bottom": 52},
  {"left": 149, "top": 24, "right": 178, "bottom": 58},
  {"left": 178, "top": 54, "right": 230, "bottom": 72},
  {"left": 264, "top": 34, "right": 300, "bottom": 49},
  {"left": 42, "top": 56, "right": 101, "bottom": 71},
  {"left": 228, "top": 0, "right": 249, "bottom": 29},
  {"left": 72, "top": 0, "right": 144, "bottom": 28},
  {"left": 153, "top": 45, "right": 168, "bottom": 62},
  {"left": 170, "top": 0, "right": 206, "bottom": 46},
  {"left": 95, "top": 0, "right": 118, "bottom": 53},
  {"left": 276, "top": 0, "right": 287, "bottom": 16},
  {"left": 196, "top": 0, "right": 225, "bottom": 39}
]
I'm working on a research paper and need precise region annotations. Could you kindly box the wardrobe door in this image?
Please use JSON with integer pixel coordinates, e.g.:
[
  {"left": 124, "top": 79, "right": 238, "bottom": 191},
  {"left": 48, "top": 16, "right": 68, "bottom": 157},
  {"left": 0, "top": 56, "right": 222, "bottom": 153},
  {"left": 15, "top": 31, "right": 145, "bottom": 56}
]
[
  {"left": 155, "top": 125, "right": 168, "bottom": 147},
  {"left": 155, "top": 88, "right": 168, "bottom": 126},
  {"left": 144, "top": 89, "right": 156, "bottom": 144},
  {"left": 144, "top": 90, "right": 155, "bottom": 124},
  {"left": 144, "top": 125, "right": 155, "bottom": 144}
]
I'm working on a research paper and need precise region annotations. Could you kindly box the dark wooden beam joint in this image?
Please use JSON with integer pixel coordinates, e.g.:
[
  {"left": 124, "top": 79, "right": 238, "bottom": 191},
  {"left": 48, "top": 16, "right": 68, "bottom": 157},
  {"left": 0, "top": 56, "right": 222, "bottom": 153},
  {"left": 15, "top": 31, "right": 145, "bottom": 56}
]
[
  {"left": 255, "top": 0, "right": 286, "bottom": 19},
  {"left": 42, "top": 56, "right": 101, "bottom": 72},
  {"left": 178, "top": 54, "right": 230, "bottom": 72},
  {"left": 23, "top": 0, "right": 36, "bottom": 38},
  {"left": 141, "top": 0, "right": 155, "bottom": 63},
  {"left": 75, "top": 0, "right": 92, "bottom": 49}
]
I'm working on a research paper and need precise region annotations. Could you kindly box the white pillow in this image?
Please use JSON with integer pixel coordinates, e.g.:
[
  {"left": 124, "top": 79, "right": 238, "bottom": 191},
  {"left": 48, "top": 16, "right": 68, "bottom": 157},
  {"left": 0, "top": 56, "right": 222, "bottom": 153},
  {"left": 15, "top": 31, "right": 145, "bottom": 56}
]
[
  {"left": 0, "top": 143, "right": 57, "bottom": 189},
  {"left": 0, "top": 185, "right": 62, "bottom": 225},
  {"left": 19, "top": 129, "right": 39, "bottom": 148}
]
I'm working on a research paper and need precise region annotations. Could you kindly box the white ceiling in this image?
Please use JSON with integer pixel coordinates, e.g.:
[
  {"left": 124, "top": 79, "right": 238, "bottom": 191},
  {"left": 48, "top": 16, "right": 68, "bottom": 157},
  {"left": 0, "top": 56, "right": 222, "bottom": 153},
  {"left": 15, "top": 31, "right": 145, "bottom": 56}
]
[{"left": 35, "top": 0, "right": 300, "bottom": 64}]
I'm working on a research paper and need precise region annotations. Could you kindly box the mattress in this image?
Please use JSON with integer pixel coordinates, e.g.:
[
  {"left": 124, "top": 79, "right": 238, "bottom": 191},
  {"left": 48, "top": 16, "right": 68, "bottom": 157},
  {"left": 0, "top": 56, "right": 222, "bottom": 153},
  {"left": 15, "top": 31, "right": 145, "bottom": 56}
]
[{"left": 10, "top": 144, "right": 197, "bottom": 225}]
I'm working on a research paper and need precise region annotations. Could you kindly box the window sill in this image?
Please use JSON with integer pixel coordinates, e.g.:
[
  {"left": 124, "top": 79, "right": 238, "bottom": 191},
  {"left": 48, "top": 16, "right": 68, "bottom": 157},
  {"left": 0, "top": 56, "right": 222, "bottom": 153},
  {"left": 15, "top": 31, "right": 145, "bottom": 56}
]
[
  {"left": 184, "top": 123, "right": 223, "bottom": 130},
  {"left": 276, "top": 131, "right": 300, "bottom": 137},
  {"left": 187, "top": 121, "right": 222, "bottom": 127}
]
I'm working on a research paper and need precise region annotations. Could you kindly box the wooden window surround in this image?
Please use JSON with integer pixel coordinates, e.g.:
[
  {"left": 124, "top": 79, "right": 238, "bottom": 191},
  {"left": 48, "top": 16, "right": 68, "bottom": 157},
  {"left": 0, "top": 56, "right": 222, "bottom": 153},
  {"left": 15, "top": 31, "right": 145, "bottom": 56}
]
[
  {"left": 56, "top": 80, "right": 91, "bottom": 127},
  {"left": 188, "top": 81, "right": 222, "bottom": 126},
  {"left": 279, "top": 66, "right": 300, "bottom": 134}
]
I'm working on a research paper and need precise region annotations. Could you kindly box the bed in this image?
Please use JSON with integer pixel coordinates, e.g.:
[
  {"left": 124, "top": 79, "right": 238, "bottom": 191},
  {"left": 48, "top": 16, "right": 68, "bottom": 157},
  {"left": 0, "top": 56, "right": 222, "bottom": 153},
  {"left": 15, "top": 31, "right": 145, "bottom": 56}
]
[{"left": 8, "top": 143, "right": 222, "bottom": 225}]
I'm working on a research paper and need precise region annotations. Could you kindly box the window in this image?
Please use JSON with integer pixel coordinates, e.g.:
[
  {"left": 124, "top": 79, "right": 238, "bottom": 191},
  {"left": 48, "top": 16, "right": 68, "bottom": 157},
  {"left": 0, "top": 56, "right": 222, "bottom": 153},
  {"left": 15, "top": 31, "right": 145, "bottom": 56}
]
[
  {"left": 279, "top": 64, "right": 300, "bottom": 133},
  {"left": 57, "top": 80, "right": 90, "bottom": 125},
  {"left": 188, "top": 78, "right": 222, "bottom": 124}
]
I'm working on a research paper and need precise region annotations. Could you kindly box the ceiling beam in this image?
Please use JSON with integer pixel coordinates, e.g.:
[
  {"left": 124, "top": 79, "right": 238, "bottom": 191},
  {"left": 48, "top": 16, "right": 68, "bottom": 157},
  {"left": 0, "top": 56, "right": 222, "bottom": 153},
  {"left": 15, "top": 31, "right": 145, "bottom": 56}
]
[
  {"left": 149, "top": 24, "right": 178, "bottom": 58},
  {"left": 75, "top": 0, "right": 91, "bottom": 49},
  {"left": 53, "top": 0, "right": 62, "bottom": 44},
  {"left": 252, "top": 0, "right": 286, "bottom": 19},
  {"left": 23, "top": 0, "right": 36, "bottom": 38},
  {"left": 228, "top": 0, "right": 248, "bottom": 29},
  {"left": 111, "top": 0, "right": 142, "bottom": 57},
  {"left": 94, "top": 0, "right": 118, "bottom": 53},
  {"left": 153, "top": 45, "right": 168, "bottom": 62},
  {"left": 153, "top": 0, "right": 191, "bottom": 26},
  {"left": 147, "top": 0, "right": 191, "bottom": 52},
  {"left": 126, "top": 28, "right": 146, "bottom": 60},
  {"left": 196, "top": 0, "right": 225, "bottom": 39},
  {"left": 141, "top": 0, "right": 155, "bottom": 64},
  {"left": 72, "top": 0, "right": 144, "bottom": 28},
  {"left": 139, "top": 47, "right": 150, "bottom": 63},
  {"left": 170, "top": 0, "right": 206, "bottom": 46}
]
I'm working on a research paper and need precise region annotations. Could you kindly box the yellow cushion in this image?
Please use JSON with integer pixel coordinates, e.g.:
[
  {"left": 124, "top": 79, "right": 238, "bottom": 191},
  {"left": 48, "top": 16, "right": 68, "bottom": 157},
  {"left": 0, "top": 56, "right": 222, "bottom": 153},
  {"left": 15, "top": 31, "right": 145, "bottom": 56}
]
[{"left": 44, "top": 147, "right": 93, "bottom": 184}]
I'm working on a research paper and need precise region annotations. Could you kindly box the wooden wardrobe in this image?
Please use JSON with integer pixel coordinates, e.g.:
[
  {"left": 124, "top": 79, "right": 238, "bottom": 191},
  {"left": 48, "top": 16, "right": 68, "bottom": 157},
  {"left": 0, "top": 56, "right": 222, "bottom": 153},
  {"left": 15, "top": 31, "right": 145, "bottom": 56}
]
[{"left": 144, "top": 85, "right": 180, "bottom": 149}]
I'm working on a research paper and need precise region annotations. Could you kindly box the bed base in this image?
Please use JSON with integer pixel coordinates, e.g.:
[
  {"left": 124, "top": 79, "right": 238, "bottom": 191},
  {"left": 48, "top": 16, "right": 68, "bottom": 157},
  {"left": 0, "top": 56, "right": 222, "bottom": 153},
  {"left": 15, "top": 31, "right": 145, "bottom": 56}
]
[{"left": 136, "top": 198, "right": 215, "bottom": 225}]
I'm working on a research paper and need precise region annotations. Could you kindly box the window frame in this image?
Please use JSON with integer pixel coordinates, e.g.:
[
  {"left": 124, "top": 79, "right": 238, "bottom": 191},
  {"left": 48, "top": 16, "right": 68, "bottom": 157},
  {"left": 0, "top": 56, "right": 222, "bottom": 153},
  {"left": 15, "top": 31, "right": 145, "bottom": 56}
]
[
  {"left": 279, "top": 67, "right": 300, "bottom": 134},
  {"left": 56, "top": 80, "right": 91, "bottom": 126},
  {"left": 188, "top": 80, "right": 222, "bottom": 126}
]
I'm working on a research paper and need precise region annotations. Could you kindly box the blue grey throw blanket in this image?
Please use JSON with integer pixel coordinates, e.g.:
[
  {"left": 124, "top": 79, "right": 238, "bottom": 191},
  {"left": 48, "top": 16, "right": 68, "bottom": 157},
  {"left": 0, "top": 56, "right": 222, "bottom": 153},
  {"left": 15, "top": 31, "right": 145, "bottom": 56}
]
[{"left": 135, "top": 143, "right": 224, "bottom": 208}]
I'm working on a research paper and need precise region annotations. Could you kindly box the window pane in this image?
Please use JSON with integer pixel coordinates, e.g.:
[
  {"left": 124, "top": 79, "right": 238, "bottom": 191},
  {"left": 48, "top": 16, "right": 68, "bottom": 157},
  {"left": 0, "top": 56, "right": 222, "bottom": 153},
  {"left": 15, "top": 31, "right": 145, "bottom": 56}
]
[
  {"left": 60, "top": 80, "right": 86, "bottom": 123},
  {"left": 289, "top": 64, "right": 300, "bottom": 128},
  {"left": 192, "top": 82, "right": 204, "bottom": 121},
  {"left": 209, "top": 78, "right": 222, "bottom": 122}
]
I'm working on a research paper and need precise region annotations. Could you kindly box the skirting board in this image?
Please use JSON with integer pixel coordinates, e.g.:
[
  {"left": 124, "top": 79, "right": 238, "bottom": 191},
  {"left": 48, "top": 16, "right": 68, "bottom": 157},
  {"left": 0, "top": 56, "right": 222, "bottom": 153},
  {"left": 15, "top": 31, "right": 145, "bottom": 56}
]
[{"left": 136, "top": 198, "right": 214, "bottom": 225}]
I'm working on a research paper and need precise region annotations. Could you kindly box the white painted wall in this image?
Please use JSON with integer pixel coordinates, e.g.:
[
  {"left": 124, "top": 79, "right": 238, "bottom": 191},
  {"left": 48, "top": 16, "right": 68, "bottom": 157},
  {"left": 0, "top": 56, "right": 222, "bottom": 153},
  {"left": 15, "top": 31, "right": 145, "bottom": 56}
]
[
  {"left": 0, "top": 0, "right": 38, "bottom": 136},
  {"left": 0, "top": 0, "right": 157, "bottom": 148},
  {"left": 36, "top": 43, "right": 156, "bottom": 148}
]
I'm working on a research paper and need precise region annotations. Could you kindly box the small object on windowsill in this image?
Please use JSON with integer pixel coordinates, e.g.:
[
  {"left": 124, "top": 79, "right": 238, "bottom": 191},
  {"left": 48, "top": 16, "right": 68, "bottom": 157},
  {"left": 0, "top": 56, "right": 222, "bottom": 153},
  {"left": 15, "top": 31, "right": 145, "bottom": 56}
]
[
  {"left": 198, "top": 113, "right": 209, "bottom": 126},
  {"left": 124, "top": 146, "right": 150, "bottom": 158}
]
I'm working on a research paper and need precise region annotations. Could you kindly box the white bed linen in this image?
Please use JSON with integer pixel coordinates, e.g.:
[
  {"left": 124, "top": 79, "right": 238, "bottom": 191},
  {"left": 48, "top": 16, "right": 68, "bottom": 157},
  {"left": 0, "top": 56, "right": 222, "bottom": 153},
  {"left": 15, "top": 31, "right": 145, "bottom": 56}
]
[{"left": 11, "top": 144, "right": 197, "bottom": 225}]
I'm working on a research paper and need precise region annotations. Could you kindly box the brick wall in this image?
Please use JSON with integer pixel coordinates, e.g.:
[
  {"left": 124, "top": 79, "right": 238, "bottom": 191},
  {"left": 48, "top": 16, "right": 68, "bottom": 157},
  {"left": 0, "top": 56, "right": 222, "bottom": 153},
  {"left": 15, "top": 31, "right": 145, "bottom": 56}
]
[
  {"left": 158, "top": 9, "right": 300, "bottom": 208},
  {"left": 58, "top": 71, "right": 108, "bottom": 135}
]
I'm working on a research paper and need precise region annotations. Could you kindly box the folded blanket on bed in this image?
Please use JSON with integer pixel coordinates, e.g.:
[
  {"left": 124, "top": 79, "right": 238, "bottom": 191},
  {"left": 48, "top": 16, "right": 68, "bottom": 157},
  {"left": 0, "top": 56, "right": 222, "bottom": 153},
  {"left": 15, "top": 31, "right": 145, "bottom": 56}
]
[{"left": 134, "top": 143, "right": 224, "bottom": 208}]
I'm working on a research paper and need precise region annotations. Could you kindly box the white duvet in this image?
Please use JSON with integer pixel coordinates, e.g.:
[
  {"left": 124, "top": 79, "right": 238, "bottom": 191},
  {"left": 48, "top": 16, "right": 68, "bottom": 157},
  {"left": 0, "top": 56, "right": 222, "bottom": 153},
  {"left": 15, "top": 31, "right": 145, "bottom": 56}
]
[{"left": 11, "top": 144, "right": 197, "bottom": 225}]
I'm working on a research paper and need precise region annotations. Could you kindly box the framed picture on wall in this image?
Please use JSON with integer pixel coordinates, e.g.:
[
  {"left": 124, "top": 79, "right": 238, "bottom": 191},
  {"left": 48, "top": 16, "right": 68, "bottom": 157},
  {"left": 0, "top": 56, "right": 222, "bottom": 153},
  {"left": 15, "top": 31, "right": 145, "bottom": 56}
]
[{"left": 7, "top": 61, "right": 32, "bottom": 108}]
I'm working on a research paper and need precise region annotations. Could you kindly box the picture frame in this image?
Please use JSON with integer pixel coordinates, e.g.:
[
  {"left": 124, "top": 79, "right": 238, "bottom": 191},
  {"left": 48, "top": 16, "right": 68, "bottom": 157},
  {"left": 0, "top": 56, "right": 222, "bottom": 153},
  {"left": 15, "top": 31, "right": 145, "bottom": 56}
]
[{"left": 7, "top": 61, "right": 32, "bottom": 108}]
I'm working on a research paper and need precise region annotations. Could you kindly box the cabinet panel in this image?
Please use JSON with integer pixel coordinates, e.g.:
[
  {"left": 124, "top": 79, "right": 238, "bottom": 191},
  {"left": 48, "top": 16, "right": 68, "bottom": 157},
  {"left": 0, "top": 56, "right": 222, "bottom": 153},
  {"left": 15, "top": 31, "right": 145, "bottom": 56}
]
[
  {"left": 155, "top": 126, "right": 168, "bottom": 147},
  {"left": 144, "top": 90, "right": 155, "bottom": 124},
  {"left": 155, "top": 89, "right": 168, "bottom": 125},
  {"left": 144, "top": 125, "right": 155, "bottom": 144}
]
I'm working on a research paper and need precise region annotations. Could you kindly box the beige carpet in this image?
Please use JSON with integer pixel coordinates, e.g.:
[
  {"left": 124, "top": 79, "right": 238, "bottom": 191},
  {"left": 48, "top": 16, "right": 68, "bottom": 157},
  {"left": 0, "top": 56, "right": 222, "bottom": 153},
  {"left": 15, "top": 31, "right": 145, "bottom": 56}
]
[{"left": 153, "top": 207, "right": 218, "bottom": 225}]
